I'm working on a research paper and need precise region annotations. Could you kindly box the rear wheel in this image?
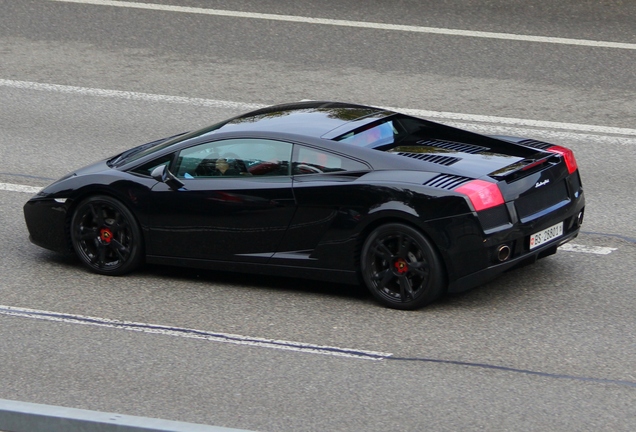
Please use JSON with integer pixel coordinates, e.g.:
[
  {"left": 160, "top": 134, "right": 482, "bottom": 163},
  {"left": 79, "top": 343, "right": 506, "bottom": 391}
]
[
  {"left": 361, "top": 223, "right": 445, "bottom": 310},
  {"left": 70, "top": 195, "right": 143, "bottom": 275}
]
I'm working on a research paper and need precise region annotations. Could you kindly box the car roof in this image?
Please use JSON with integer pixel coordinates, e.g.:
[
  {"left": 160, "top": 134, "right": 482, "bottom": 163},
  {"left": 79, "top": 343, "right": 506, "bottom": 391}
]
[
  {"left": 215, "top": 101, "right": 395, "bottom": 138},
  {"left": 117, "top": 100, "right": 539, "bottom": 178}
]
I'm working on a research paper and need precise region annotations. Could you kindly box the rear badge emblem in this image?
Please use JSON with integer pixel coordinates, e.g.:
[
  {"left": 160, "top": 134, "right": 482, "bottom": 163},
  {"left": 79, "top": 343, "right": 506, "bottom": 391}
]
[{"left": 535, "top": 179, "right": 550, "bottom": 188}]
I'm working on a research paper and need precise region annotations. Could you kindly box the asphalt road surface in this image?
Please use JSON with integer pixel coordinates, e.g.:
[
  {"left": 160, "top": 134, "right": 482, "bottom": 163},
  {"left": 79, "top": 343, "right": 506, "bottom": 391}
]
[{"left": 1, "top": 1, "right": 635, "bottom": 431}]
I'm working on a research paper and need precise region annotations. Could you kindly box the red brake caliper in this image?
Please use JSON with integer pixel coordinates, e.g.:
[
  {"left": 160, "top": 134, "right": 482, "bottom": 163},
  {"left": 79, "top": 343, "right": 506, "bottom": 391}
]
[
  {"left": 394, "top": 258, "right": 409, "bottom": 274},
  {"left": 99, "top": 228, "right": 113, "bottom": 243}
]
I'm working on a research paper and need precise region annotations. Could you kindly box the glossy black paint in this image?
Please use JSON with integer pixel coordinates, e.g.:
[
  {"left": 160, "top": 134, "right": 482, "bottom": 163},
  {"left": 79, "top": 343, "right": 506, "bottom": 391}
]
[
  {"left": 23, "top": 101, "right": 585, "bottom": 301},
  {"left": 147, "top": 176, "right": 295, "bottom": 261}
]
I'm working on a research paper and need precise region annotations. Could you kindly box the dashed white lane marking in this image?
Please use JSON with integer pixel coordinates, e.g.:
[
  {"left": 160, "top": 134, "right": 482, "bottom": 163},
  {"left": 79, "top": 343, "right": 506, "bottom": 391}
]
[
  {"left": 3, "top": 79, "right": 636, "bottom": 138},
  {"left": 47, "top": 0, "right": 636, "bottom": 51},
  {"left": 559, "top": 243, "right": 617, "bottom": 255},
  {"left": 0, "top": 305, "right": 392, "bottom": 360},
  {"left": 393, "top": 108, "right": 636, "bottom": 138},
  {"left": 0, "top": 183, "right": 41, "bottom": 194},
  {"left": 0, "top": 79, "right": 265, "bottom": 111}
]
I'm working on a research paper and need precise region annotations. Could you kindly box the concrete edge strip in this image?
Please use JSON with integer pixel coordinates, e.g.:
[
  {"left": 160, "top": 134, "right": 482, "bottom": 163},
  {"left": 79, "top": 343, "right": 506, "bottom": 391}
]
[{"left": 0, "top": 398, "right": 251, "bottom": 432}]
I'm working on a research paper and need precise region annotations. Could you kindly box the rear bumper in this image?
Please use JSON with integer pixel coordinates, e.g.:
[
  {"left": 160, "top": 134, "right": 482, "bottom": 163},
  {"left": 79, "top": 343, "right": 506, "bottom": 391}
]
[{"left": 447, "top": 227, "right": 579, "bottom": 294}]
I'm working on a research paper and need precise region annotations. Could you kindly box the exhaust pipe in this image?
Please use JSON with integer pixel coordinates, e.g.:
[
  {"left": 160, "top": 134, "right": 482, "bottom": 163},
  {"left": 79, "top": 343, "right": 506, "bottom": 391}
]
[{"left": 497, "top": 245, "right": 511, "bottom": 262}]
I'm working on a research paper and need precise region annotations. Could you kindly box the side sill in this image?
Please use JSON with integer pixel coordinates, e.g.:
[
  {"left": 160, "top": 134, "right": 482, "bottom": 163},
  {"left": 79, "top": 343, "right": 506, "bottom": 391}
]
[{"left": 146, "top": 255, "right": 359, "bottom": 285}]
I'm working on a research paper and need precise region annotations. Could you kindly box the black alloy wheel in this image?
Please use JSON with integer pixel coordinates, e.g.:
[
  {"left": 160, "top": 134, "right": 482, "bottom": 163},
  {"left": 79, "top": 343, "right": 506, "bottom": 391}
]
[
  {"left": 70, "top": 195, "right": 143, "bottom": 275},
  {"left": 361, "top": 223, "right": 445, "bottom": 310}
]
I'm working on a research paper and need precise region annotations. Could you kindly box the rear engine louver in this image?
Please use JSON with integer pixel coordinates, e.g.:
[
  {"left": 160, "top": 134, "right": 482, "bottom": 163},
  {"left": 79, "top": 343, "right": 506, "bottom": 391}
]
[
  {"left": 423, "top": 174, "right": 472, "bottom": 190},
  {"left": 397, "top": 152, "right": 461, "bottom": 166},
  {"left": 417, "top": 139, "right": 490, "bottom": 154},
  {"left": 517, "top": 139, "right": 553, "bottom": 150}
]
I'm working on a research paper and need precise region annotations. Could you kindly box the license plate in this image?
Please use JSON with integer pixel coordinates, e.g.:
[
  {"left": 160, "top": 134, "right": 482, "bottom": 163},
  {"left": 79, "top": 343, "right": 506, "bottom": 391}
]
[{"left": 529, "top": 222, "right": 563, "bottom": 250}]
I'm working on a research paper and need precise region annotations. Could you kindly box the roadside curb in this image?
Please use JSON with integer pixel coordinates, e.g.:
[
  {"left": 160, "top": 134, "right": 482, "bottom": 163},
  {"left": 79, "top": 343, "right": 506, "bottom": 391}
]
[{"left": 0, "top": 399, "right": 253, "bottom": 432}]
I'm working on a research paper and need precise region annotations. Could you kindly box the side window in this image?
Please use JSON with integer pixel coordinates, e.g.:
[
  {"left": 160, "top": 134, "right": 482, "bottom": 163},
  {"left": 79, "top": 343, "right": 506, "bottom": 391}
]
[
  {"left": 173, "top": 138, "right": 293, "bottom": 179},
  {"left": 292, "top": 146, "right": 369, "bottom": 175}
]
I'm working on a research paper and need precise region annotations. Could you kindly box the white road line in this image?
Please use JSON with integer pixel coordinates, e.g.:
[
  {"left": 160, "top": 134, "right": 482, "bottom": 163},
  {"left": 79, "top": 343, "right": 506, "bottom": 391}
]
[
  {"left": 3, "top": 79, "right": 636, "bottom": 138},
  {"left": 559, "top": 243, "right": 617, "bottom": 255},
  {"left": 433, "top": 123, "right": 636, "bottom": 147},
  {"left": 0, "top": 183, "right": 42, "bottom": 194},
  {"left": 0, "top": 79, "right": 265, "bottom": 111},
  {"left": 391, "top": 108, "right": 636, "bottom": 137},
  {"left": 0, "top": 305, "right": 392, "bottom": 360},
  {"left": 47, "top": 0, "right": 636, "bottom": 51}
]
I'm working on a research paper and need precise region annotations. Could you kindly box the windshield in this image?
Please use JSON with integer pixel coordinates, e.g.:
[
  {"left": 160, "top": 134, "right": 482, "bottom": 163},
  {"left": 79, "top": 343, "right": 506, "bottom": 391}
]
[
  {"left": 109, "top": 121, "right": 229, "bottom": 167},
  {"left": 108, "top": 135, "right": 179, "bottom": 167}
]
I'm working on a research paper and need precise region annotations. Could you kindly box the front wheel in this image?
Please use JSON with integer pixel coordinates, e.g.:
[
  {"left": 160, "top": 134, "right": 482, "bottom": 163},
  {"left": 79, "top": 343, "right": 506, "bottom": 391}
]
[
  {"left": 361, "top": 223, "right": 445, "bottom": 310},
  {"left": 70, "top": 195, "right": 143, "bottom": 275}
]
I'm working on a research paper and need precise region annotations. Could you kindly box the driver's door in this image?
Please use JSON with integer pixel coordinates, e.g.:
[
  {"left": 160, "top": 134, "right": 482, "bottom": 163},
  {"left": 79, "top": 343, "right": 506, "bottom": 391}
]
[{"left": 144, "top": 138, "right": 295, "bottom": 263}]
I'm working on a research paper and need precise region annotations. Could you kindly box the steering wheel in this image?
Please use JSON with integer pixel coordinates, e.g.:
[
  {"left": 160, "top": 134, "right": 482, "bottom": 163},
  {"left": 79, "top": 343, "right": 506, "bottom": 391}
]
[{"left": 296, "top": 164, "right": 323, "bottom": 174}]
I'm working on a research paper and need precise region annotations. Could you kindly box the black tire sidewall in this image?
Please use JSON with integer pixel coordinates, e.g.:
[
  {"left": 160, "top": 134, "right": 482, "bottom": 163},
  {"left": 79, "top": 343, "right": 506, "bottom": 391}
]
[
  {"left": 70, "top": 195, "right": 143, "bottom": 276},
  {"left": 361, "top": 223, "right": 445, "bottom": 310}
]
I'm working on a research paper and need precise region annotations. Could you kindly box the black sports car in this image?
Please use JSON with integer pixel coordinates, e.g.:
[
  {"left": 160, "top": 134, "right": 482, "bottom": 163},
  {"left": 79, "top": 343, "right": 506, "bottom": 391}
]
[{"left": 24, "top": 101, "right": 585, "bottom": 309}]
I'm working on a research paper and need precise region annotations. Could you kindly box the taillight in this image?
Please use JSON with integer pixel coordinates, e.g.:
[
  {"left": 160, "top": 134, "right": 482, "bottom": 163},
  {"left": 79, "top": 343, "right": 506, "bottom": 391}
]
[
  {"left": 455, "top": 180, "right": 504, "bottom": 212},
  {"left": 547, "top": 145, "right": 578, "bottom": 174}
]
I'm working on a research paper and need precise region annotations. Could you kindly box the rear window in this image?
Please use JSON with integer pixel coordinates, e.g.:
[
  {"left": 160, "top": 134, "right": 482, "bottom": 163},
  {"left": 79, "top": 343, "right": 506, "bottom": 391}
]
[{"left": 334, "top": 115, "right": 442, "bottom": 150}]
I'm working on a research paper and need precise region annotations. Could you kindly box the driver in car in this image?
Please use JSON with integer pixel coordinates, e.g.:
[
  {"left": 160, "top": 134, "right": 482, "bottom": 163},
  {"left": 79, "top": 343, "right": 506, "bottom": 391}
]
[{"left": 214, "top": 158, "right": 241, "bottom": 176}]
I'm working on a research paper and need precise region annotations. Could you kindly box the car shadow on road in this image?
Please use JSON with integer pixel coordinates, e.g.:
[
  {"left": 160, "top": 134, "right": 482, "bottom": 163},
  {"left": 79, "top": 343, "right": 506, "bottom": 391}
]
[
  {"left": 28, "top": 248, "right": 566, "bottom": 311},
  {"left": 142, "top": 263, "right": 372, "bottom": 302}
]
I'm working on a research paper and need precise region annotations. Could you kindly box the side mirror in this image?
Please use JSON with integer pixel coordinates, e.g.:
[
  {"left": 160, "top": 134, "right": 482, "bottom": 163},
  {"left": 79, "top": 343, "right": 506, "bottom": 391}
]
[{"left": 151, "top": 165, "right": 185, "bottom": 191}]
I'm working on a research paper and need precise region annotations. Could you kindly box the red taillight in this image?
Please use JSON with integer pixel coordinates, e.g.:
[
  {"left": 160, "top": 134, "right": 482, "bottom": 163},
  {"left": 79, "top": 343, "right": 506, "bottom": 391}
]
[
  {"left": 455, "top": 180, "right": 505, "bottom": 212},
  {"left": 547, "top": 145, "right": 578, "bottom": 174}
]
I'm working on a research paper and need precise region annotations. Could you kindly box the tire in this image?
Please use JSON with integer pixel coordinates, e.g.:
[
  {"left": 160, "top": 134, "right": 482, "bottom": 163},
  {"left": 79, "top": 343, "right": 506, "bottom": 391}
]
[
  {"left": 360, "top": 223, "right": 445, "bottom": 310},
  {"left": 70, "top": 195, "right": 143, "bottom": 275}
]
